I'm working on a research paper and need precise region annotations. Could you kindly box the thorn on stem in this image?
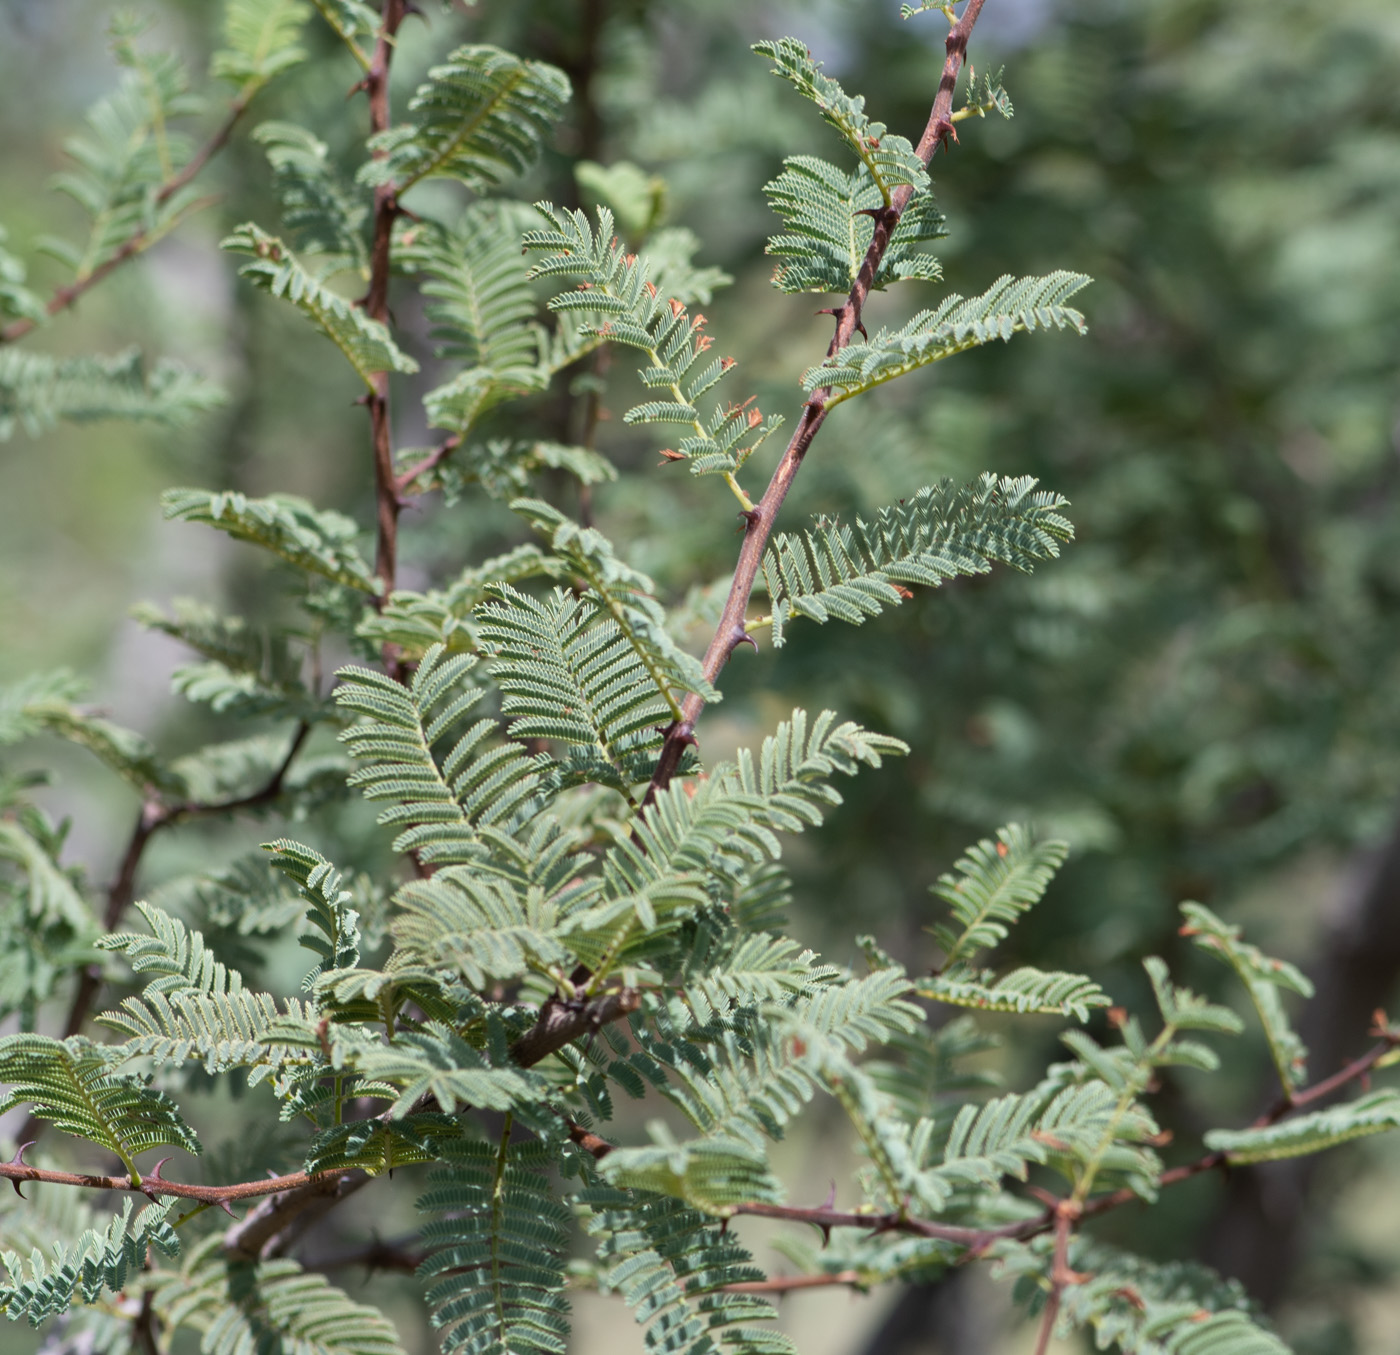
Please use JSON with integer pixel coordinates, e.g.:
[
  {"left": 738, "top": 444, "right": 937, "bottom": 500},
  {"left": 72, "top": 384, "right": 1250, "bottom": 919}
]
[
  {"left": 726, "top": 623, "right": 758, "bottom": 657},
  {"left": 738, "top": 507, "right": 762, "bottom": 530}
]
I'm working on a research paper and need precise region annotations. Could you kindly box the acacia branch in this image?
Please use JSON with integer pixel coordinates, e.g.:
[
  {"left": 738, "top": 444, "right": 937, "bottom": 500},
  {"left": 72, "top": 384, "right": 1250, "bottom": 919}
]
[
  {"left": 364, "top": 1, "right": 409, "bottom": 606},
  {"left": 1032, "top": 1203, "right": 1080, "bottom": 1355},
  {"left": 642, "top": 0, "right": 989, "bottom": 805},
  {"left": 0, "top": 1157, "right": 332, "bottom": 1206},
  {"left": 394, "top": 433, "right": 462, "bottom": 497},
  {"left": 0, "top": 95, "right": 253, "bottom": 346}
]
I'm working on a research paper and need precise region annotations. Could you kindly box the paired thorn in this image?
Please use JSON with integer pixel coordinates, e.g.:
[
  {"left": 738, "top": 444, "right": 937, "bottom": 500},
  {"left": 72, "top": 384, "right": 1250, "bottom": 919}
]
[
  {"left": 8, "top": 1141, "right": 35, "bottom": 1198},
  {"left": 737, "top": 507, "right": 762, "bottom": 530}
]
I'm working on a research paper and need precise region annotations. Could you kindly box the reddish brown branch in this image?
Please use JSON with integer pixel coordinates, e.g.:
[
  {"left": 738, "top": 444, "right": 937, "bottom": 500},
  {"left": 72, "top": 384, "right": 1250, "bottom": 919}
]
[
  {"left": 0, "top": 97, "right": 252, "bottom": 346},
  {"left": 508, "top": 987, "right": 642, "bottom": 1069},
  {"left": 1032, "top": 1204, "right": 1080, "bottom": 1355},
  {"left": 364, "top": 1, "right": 409, "bottom": 606},
  {"left": 642, "top": 0, "right": 988, "bottom": 806},
  {"left": 727, "top": 1199, "right": 1029, "bottom": 1248},
  {"left": 0, "top": 1158, "right": 331, "bottom": 1206},
  {"left": 394, "top": 434, "right": 462, "bottom": 497}
]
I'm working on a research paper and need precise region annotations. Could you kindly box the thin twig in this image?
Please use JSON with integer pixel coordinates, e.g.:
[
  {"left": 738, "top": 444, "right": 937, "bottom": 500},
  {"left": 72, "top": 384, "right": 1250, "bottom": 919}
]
[
  {"left": 727, "top": 1199, "right": 1030, "bottom": 1248},
  {"left": 1032, "top": 1204, "right": 1079, "bottom": 1355},
  {"left": 364, "top": 1, "right": 409, "bottom": 608},
  {"left": 642, "top": 0, "right": 989, "bottom": 806},
  {"left": 722, "top": 1271, "right": 864, "bottom": 1295},
  {"left": 0, "top": 1157, "right": 331, "bottom": 1206},
  {"left": 394, "top": 434, "right": 462, "bottom": 497},
  {"left": 0, "top": 97, "right": 252, "bottom": 346}
]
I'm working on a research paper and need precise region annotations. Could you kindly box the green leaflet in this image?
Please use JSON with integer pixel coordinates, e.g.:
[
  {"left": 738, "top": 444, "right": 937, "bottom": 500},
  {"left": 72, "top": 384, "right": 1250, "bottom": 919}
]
[
  {"left": 918, "top": 965, "right": 1110, "bottom": 1022},
  {"left": 213, "top": 0, "right": 310, "bottom": 88},
  {"left": 418, "top": 1137, "right": 571, "bottom": 1355},
  {"left": 0, "top": 347, "right": 222, "bottom": 441},
  {"left": 43, "top": 33, "right": 202, "bottom": 281},
  {"left": 524, "top": 205, "right": 781, "bottom": 477},
  {"left": 335, "top": 644, "right": 553, "bottom": 863},
  {"left": 152, "top": 1234, "right": 406, "bottom": 1355},
  {"left": 764, "top": 154, "right": 946, "bottom": 294},
  {"left": 803, "top": 272, "right": 1091, "bottom": 405},
  {"left": 584, "top": 1184, "right": 795, "bottom": 1355},
  {"left": 223, "top": 222, "right": 418, "bottom": 385},
  {"left": 134, "top": 598, "right": 326, "bottom": 722},
  {"left": 0, "top": 1198, "right": 178, "bottom": 1326},
  {"left": 761, "top": 475, "right": 1073, "bottom": 647},
  {"left": 361, "top": 44, "right": 570, "bottom": 193},
  {"left": 598, "top": 1122, "right": 782, "bottom": 1215},
  {"left": 1181, "top": 902, "right": 1314, "bottom": 1092},
  {"left": 753, "top": 37, "right": 928, "bottom": 204},
  {"left": 253, "top": 120, "right": 368, "bottom": 270},
  {"left": 995, "top": 1236, "right": 1288, "bottom": 1354},
  {"left": 478, "top": 585, "right": 670, "bottom": 796},
  {"left": 162, "top": 487, "right": 381, "bottom": 594},
  {"left": 0, "top": 1034, "right": 200, "bottom": 1176},
  {"left": 264, "top": 839, "right": 362, "bottom": 983},
  {"left": 514, "top": 499, "right": 716, "bottom": 708},
  {"left": 1205, "top": 1090, "right": 1400, "bottom": 1164},
  {"left": 929, "top": 824, "right": 1069, "bottom": 967}
]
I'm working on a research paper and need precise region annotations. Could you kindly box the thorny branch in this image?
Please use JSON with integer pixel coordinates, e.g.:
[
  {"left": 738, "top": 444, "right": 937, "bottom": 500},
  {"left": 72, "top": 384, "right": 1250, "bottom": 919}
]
[
  {"left": 1032, "top": 1202, "right": 1081, "bottom": 1355},
  {"left": 5, "top": 1011, "right": 1396, "bottom": 1272},
  {"left": 363, "top": 0, "right": 410, "bottom": 607},
  {"left": 0, "top": 95, "right": 254, "bottom": 346},
  {"left": 642, "top": 0, "right": 989, "bottom": 807}
]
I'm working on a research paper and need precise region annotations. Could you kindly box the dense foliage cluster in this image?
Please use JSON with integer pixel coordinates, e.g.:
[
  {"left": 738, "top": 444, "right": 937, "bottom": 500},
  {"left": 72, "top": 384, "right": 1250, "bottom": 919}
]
[{"left": 1, "top": 3, "right": 1398, "bottom": 1354}]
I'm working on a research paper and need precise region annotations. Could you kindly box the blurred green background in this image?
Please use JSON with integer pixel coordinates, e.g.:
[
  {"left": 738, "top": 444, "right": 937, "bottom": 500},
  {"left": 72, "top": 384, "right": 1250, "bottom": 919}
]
[{"left": 3, "top": 0, "right": 1400, "bottom": 1350}]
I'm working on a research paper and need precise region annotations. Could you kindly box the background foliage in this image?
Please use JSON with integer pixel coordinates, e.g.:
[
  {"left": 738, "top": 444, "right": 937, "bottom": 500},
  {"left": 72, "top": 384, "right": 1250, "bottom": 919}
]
[{"left": 1, "top": 1, "right": 1400, "bottom": 1352}]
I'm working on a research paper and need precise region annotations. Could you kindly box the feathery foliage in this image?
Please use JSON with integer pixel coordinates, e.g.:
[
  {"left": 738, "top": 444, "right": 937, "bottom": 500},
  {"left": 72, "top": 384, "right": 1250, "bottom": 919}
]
[
  {"left": 803, "top": 272, "right": 1091, "bottom": 405},
  {"left": 763, "top": 154, "right": 946, "bottom": 294},
  {"left": 1205, "top": 1091, "right": 1400, "bottom": 1164},
  {"left": 0, "top": 1035, "right": 200, "bottom": 1175},
  {"left": 585, "top": 1185, "right": 795, "bottom": 1355},
  {"left": 515, "top": 499, "right": 717, "bottom": 706},
  {"left": 253, "top": 120, "right": 368, "bottom": 270},
  {"left": 161, "top": 487, "right": 380, "bottom": 593},
  {"left": 335, "top": 643, "right": 551, "bottom": 863},
  {"left": 753, "top": 38, "right": 927, "bottom": 204},
  {"left": 928, "top": 824, "right": 1069, "bottom": 967},
  {"left": 1181, "top": 902, "right": 1315, "bottom": 1093},
  {"left": 0, "top": 347, "right": 221, "bottom": 440},
  {"left": 361, "top": 45, "right": 570, "bottom": 194},
  {"left": 761, "top": 475, "right": 1073, "bottom": 645},
  {"left": 417, "top": 1136, "right": 571, "bottom": 1355},
  {"left": 152, "top": 1235, "right": 406, "bottom": 1355},
  {"left": 223, "top": 222, "right": 419, "bottom": 384},
  {"left": 524, "top": 205, "right": 783, "bottom": 477},
  {"left": 4, "top": 9, "right": 1395, "bottom": 1355},
  {"left": 0, "top": 1198, "right": 178, "bottom": 1326},
  {"left": 213, "top": 0, "right": 310, "bottom": 89}
]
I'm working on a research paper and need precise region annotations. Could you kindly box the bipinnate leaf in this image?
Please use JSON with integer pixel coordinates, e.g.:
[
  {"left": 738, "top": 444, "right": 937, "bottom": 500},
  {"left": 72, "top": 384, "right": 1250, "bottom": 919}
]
[
  {"left": 0, "top": 1034, "right": 200, "bottom": 1175},
  {"left": 802, "top": 272, "right": 1091, "bottom": 405},
  {"left": 360, "top": 44, "right": 570, "bottom": 193},
  {"left": 222, "top": 223, "right": 418, "bottom": 385},
  {"left": 762, "top": 475, "right": 1073, "bottom": 647},
  {"left": 1205, "top": 1090, "right": 1400, "bottom": 1164}
]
